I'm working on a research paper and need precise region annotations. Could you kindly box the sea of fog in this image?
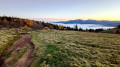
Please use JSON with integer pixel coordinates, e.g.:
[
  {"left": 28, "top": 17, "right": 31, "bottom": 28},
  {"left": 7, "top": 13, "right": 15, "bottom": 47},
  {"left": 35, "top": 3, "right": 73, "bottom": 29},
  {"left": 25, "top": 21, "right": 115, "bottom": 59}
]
[{"left": 51, "top": 23, "right": 115, "bottom": 30}]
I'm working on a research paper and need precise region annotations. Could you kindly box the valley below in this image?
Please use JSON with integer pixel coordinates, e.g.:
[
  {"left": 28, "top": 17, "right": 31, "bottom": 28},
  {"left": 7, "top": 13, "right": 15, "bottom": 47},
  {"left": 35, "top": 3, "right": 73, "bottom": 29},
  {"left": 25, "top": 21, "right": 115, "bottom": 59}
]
[{"left": 51, "top": 23, "right": 115, "bottom": 30}]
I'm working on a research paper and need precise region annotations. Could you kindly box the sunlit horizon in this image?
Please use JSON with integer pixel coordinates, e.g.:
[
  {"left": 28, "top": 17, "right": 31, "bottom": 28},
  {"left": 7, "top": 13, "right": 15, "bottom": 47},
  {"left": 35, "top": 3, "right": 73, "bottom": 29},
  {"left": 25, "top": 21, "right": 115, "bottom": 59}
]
[
  {"left": 29, "top": 17, "right": 120, "bottom": 22},
  {"left": 1, "top": 15, "right": 120, "bottom": 22},
  {"left": 0, "top": 0, "right": 120, "bottom": 22}
]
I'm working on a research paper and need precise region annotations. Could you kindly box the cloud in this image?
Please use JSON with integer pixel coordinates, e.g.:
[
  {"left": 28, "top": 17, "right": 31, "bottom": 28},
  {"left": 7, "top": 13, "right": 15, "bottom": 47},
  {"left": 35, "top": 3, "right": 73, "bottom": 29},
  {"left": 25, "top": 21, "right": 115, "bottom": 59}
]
[{"left": 29, "top": 18, "right": 68, "bottom": 22}]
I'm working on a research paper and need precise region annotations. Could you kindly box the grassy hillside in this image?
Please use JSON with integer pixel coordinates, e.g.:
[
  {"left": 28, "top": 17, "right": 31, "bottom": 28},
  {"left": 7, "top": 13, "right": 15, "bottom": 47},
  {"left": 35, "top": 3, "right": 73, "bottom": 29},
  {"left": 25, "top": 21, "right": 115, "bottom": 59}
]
[
  {"left": 30, "top": 30, "right": 120, "bottom": 67},
  {"left": 0, "top": 28, "right": 20, "bottom": 55}
]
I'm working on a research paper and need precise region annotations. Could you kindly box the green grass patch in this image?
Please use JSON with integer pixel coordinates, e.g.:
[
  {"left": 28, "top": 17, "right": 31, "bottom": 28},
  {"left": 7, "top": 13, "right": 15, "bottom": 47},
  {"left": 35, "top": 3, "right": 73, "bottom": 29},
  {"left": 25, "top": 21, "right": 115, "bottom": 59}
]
[
  {"left": 44, "top": 45, "right": 59, "bottom": 55},
  {"left": 36, "top": 44, "right": 69, "bottom": 67}
]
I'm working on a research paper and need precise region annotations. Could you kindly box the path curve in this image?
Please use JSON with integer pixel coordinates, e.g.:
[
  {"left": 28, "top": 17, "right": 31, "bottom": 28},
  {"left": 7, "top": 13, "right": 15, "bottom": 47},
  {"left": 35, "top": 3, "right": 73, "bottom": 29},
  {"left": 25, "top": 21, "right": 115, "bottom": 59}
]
[{"left": 0, "top": 35, "right": 35, "bottom": 67}]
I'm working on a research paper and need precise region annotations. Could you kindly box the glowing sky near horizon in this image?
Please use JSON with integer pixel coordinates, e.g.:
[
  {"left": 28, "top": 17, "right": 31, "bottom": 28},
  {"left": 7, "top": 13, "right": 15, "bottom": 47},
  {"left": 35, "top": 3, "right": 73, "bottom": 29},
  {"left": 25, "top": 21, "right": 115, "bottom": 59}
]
[{"left": 0, "top": 0, "right": 120, "bottom": 21}]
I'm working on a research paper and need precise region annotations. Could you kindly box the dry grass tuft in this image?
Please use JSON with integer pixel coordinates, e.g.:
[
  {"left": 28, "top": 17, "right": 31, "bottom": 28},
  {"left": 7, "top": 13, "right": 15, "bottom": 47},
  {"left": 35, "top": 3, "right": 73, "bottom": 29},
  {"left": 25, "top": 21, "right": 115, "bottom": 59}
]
[{"left": 0, "top": 28, "right": 20, "bottom": 55}]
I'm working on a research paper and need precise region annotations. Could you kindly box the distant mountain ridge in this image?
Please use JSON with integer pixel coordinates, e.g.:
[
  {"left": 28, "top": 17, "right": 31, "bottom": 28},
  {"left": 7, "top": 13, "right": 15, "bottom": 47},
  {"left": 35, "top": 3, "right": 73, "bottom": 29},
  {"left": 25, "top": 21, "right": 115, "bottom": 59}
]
[{"left": 54, "top": 19, "right": 120, "bottom": 27}]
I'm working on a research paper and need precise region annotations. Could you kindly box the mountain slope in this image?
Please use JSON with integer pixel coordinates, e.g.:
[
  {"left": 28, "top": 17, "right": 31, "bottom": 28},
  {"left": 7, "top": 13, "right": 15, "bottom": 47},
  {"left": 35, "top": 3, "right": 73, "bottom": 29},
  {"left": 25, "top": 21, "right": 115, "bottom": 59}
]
[
  {"left": 54, "top": 19, "right": 120, "bottom": 26},
  {"left": 0, "top": 16, "right": 72, "bottom": 30}
]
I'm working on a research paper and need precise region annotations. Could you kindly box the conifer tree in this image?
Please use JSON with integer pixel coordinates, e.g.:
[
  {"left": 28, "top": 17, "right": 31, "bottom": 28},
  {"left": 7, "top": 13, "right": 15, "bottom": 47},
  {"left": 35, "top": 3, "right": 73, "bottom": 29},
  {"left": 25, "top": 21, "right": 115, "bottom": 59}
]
[{"left": 74, "top": 23, "right": 78, "bottom": 31}]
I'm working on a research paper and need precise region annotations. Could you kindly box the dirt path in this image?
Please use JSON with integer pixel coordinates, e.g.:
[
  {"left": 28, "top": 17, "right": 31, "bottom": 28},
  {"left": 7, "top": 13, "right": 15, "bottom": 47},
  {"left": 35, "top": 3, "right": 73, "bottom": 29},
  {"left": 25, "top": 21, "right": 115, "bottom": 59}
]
[{"left": 0, "top": 35, "right": 35, "bottom": 67}]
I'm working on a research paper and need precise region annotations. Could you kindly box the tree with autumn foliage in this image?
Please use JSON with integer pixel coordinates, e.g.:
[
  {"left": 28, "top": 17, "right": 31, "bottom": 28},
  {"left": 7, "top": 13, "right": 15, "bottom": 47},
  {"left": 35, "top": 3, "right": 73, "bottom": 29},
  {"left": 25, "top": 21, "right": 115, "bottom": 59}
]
[
  {"left": 44, "top": 27, "right": 49, "bottom": 30},
  {"left": 49, "top": 25, "right": 54, "bottom": 30},
  {"left": 13, "top": 19, "right": 17, "bottom": 22},
  {"left": 3, "top": 18, "right": 9, "bottom": 27},
  {"left": 3, "top": 18, "right": 8, "bottom": 23},
  {"left": 24, "top": 25, "right": 28, "bottom": 34},
  {"left": 32, "top": 21, "right": 44, "bottom": 30},
  {"left": 27, "top": 20, "right": 33, "bottom": 26},
  {"left": 23, "top": 19, "right": 33, "bottom": 26},
  {"left": 112, "top": 29, "right": 120, "bottom": 34},
  {"left": 18, "top": 19, "right": 24, "bottom": 27},
  {"left": 24, "top": 25, "right": 28, "bottom": 30},
  {"left": 64, "top": 28, "right": 67, "bottom": 30},
  {"left": 58, "top": 25, "right": 63, "bottom": 30}
]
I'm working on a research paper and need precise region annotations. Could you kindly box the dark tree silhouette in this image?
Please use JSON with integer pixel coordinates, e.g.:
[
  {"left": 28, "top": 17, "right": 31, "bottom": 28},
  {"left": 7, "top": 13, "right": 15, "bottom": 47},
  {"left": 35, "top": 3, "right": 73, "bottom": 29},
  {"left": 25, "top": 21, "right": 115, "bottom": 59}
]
[
  {"left": 79, "top": 28, "right": 83, "bottom": 31},
  {"left": 117, "top": 25, "right": 120, "bottom": 29},
  {"left": 74, "top": 24, "right": 78, "bottom": 31},
  {"left": 88, "top": 29, "right": 94, "bottom": 32}
]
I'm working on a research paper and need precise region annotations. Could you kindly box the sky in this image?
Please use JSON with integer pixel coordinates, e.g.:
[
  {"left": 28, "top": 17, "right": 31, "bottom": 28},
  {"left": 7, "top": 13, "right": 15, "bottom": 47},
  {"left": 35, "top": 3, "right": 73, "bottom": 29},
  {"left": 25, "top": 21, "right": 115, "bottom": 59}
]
[{"left": 0, "top": 0, "right": 120, "bottom": 21}]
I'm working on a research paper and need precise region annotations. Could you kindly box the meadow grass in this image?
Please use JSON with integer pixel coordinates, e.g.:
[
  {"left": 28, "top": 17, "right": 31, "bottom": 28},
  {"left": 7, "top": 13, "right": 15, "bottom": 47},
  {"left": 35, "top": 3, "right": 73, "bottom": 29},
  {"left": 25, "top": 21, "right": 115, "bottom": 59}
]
[
  {"left": 30, "top": 30, "right": 120, "bottom": 67},
  {"left": 0, "top": 28, "right": 20, "bottom": 55}
]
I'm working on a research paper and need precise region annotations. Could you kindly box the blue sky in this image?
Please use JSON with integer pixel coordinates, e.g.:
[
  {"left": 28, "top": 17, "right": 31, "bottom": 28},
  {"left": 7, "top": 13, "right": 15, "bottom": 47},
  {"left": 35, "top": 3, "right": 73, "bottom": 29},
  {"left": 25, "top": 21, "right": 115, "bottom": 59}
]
[{"left": 0, "top": 0, "right": 120, "bottom": 21}]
